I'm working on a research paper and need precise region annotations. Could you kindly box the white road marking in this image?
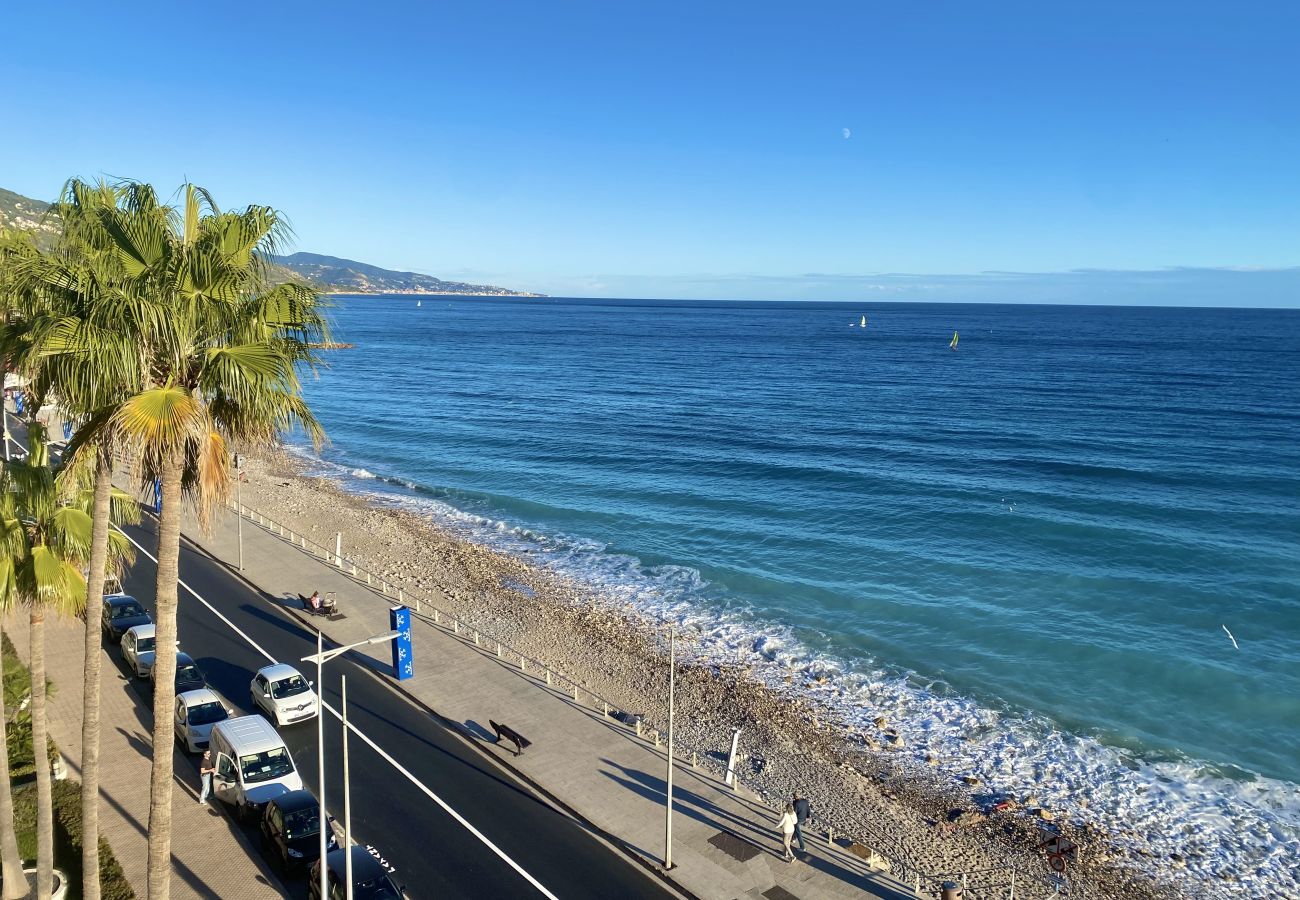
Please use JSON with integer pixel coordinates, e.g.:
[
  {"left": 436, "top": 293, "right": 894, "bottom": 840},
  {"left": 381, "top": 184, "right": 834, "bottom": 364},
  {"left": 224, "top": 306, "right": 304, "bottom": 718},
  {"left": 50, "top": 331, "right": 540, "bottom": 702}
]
[{"left": 113, "top": 523, "right": 561, "bottom": 900}]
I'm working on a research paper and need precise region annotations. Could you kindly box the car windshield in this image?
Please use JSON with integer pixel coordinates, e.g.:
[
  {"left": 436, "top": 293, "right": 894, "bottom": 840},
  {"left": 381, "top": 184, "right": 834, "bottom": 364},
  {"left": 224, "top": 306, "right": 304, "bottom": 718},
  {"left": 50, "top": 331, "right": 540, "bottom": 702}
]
[
  {"left": 282, "top": 807, "right": 320, "bottom": 839},
  {"left": 239, "top": 748, "right": 294, "bottom": 784},
  {"left": 176, "top": 664, "right": 204, "bottom": 685},
  {"left": 187, "top": 702, "right": 227, "bottom": 726},
  {"left": 112, "top": 602, "right": 146, "bottom": 619},
  {"left": 136, "top": 636, "right": 156, "bottom": 653},
  {"left": 270, "top": 676, "right": 310, "bottom": 699}
]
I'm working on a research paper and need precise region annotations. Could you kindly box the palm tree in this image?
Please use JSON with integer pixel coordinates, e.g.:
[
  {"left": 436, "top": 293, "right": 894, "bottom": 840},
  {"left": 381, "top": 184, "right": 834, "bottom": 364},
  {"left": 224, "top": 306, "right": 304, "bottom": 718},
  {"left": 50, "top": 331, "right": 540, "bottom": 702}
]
[
  {"left": 0, "top": 518, "right": 29, "bottom": 900},
  {"left": 92, "top": 183, "right": 327, "bottom": 899},
  {"left": 0, "top": 423, "right": 92, "bottom": 898},
  {"left": 0, "top": 226, "right": 36, "bottom": 899},
  {"left": 12, "top": 179, "right": 144, "bottom": 900},
  {"left": 0, "top": 613, "right": 30, "bottom": 899}
]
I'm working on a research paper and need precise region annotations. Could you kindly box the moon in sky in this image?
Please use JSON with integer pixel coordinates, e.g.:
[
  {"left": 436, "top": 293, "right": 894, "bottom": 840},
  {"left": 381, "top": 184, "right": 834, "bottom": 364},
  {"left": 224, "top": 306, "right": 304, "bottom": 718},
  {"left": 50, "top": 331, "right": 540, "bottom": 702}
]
[{"left": 842, "top": 127, "right": 852, "bottom": 139}]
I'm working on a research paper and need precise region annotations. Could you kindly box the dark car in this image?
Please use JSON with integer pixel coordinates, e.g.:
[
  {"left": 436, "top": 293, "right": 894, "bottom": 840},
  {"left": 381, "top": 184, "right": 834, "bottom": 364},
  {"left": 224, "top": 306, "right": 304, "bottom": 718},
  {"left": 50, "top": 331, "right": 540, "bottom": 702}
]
[
  {"left": 100, "top": 595, "right": 152, "bottom": 643},
  {"left": 309, "top": 846, "right": 407, "bottom": 899},
  {"left": 149, "top": 652, "right": 207, "bottom": 694},
  {"left": 259, "top": 789, "right": 338, "bottom": 872}
]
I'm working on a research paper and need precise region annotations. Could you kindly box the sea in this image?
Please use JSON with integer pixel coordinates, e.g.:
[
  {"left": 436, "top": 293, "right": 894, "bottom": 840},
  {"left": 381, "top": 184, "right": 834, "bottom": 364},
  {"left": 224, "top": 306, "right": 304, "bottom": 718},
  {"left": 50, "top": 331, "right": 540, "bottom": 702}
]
[{"left": 290, "top": 296, "right": 1300, "bottom": 893}]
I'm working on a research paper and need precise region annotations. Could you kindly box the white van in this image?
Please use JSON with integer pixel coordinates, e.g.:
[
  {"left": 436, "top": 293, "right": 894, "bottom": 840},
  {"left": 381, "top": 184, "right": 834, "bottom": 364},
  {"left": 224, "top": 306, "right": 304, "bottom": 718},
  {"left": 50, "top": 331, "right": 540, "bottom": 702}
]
[{"left": 209, "top": 715, "right": 303, "bottom": 820}]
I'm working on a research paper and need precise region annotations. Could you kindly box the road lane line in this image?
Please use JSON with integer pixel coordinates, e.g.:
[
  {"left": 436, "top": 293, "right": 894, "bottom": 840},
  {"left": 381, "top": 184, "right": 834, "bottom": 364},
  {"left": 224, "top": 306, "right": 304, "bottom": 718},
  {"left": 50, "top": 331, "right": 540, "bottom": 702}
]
[
  {"left": 113, "top": 523, "right": 561, "bottom": 900},
  {"left": 114, "top": 525, "right": 278, "bottom": 664}
]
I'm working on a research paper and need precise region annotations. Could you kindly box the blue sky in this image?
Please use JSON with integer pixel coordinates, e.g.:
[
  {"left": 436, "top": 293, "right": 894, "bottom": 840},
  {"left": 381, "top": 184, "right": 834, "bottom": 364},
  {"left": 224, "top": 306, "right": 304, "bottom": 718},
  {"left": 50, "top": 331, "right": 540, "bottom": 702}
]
[{"left": 2, "top": 1, "right": 1298, "bottom": 305}]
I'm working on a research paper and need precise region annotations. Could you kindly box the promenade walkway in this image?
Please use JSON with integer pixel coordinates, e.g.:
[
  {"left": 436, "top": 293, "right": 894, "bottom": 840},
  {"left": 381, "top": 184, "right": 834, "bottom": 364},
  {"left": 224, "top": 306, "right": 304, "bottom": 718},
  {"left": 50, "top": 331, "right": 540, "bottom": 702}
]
[
  {"left": 4, "top": 612, "right": 286, "bottom": 899},
  {"left": 183, "top": 501, "right": 920, "bottom": 900}
]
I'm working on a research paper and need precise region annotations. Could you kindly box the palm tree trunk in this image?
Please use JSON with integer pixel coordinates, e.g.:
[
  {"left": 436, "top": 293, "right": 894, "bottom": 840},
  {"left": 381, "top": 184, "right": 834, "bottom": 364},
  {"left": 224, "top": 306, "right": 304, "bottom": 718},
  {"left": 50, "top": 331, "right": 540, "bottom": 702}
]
[
  {"left": 0, "top": 627, "right": 32, "bottom": 899},
  {"left": 145, "top": 456, "right": 183, "bottom": 900},
  {"left": 28, "top": 609, "right": 52, "bottom": 899},
  {"left": 80, "top": 452, "right": 113, "bottom": 900}
]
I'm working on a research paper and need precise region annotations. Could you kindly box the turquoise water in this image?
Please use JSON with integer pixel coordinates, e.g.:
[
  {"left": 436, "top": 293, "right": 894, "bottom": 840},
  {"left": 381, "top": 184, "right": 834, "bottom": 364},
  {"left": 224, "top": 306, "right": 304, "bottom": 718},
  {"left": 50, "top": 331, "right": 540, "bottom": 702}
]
[{"left": 295, "top": 297, "right": 1300, "bottom": 886}]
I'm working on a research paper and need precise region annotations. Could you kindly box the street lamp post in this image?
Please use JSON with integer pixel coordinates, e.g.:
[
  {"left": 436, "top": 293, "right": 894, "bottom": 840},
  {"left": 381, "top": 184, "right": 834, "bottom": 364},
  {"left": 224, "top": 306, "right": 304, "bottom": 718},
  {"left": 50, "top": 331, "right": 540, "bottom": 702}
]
[
  {"left": 316, "top": 629, "right": 325, "bottom": 898},
  {"left": 342, "top": 674, "right": 353, "bottom": 900},
  {"left": 664, "top": 624, "right": 675, "bottom": 870},
  {"left": 302, "top": 628, "right": 400, "bottom": 900},
  {"left": 235, "top": 456, "right": 244, "bottom": 571}
]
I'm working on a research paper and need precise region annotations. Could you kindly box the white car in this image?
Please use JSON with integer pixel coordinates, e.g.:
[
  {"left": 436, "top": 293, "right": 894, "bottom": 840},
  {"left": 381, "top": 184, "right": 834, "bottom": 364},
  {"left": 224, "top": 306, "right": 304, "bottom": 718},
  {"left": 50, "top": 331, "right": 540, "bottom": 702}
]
[
  {"left": 173, "top": 688, "right": 230, "bottom": 753},
  {"left": 250, "top": 664, "right": 318, "bottom": 727},
  {"left": 121, "top": 624, "right": 158, "bottom": 678}
]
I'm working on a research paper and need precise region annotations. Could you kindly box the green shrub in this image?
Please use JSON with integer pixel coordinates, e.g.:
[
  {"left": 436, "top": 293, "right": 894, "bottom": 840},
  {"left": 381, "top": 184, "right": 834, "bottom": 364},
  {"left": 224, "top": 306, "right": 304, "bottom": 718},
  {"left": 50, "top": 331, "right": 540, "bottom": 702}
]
[
  {"left": 51, "top": 779, "right": 135, "bottom": 900},
  {"left": 2, "top": 629, "right": 58, "bottom": 781},
  {"left": 2, "top": 629, "right": 134, "bottom": 899}
]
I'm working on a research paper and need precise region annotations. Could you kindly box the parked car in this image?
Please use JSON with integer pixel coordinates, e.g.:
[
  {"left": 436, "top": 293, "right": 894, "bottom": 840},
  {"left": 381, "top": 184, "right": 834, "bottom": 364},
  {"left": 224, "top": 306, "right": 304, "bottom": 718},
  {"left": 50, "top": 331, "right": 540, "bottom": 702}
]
[
  {"left": 150, "top": 651, "right": 207, "bottom": 695},
  {"left": 120, "top": 624, "right": 159, "bottom": 678},
  {"left": 173, "top": 688, "right": 230, "bottom": 753},
  {"left": 100, "top": 595, "right": 151, "bottom": 643},
  {"left": 209, "top": 715, "right": 303, "bottom": 821},
  {"left": 309, "top": 846, "right": 407, "bottom": 899},
  {"left": 250, "top": 664, "right": 319, "bottom": 727},
  {"left": 259, "top": 788, "right": 338, "bottom": 872}
]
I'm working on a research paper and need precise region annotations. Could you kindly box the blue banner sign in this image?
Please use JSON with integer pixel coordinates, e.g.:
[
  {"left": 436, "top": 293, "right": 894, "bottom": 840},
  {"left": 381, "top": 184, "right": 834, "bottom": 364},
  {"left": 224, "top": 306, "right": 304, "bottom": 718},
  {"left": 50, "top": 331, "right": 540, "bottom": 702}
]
[
  {"left": 152, "top": 479, "right": 162, "bottom": 515},
  {"left": 389, "top": 606, "right": 413, "bottom": 681},
  {"left": 63, "top": 421, "right": 73, "bottom": 441}
]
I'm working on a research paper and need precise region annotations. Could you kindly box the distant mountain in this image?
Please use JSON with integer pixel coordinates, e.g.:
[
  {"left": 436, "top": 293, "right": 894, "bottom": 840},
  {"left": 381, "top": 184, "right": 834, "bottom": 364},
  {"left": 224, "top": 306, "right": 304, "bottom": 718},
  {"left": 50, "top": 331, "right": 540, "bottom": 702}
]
[
  {"left": 0, "top": 187, "right": 57, "bottom": 240},
  {"left": 271, "top": 252, "right": 541, "bottom": 296},
  {"left": 0, "top": 186, "right": 541, "bottom": 297}
]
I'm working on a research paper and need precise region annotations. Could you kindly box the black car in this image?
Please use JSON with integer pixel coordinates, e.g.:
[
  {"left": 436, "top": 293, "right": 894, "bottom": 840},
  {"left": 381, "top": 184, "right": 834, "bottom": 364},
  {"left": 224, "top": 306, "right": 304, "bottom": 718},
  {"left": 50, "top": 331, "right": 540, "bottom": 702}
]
[
  {"left": 100, "top": 595, "right": 152, "bottom": 643},
  {"left": 309, "top": 846, "right": 407, "bottom": 899},
  {"left": 149, "top": 652, "right": 207, "bottom": 694},
  {"left": 259, "top": 789, "right": 338, "bottom": 872}
]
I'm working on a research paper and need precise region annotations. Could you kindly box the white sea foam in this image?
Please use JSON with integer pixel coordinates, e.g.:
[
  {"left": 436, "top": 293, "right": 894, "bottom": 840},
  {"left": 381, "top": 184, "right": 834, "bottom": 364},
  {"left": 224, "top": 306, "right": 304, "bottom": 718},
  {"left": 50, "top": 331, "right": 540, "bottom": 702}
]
[{"left": 287, "top": 449, "right": 1300, "bottom": 897}]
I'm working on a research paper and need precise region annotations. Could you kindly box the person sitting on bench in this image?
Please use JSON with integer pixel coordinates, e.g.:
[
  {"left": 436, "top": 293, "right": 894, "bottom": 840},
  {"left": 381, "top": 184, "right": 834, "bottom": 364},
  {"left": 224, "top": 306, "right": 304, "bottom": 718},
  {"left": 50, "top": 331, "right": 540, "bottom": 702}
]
[
  {"left": 489, "top": 720, "right": 532, "bottom": 756},
  {"left": 308, "top": 590, "right": 322, "bottom": 611}
]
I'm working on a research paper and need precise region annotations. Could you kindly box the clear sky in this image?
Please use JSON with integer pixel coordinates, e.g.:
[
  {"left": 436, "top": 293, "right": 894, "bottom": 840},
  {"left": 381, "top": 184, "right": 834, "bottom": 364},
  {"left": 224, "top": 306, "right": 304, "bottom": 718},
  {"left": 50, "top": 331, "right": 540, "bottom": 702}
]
[{"left": 2, "top": 1, "right": 1298, "bottom": 305}]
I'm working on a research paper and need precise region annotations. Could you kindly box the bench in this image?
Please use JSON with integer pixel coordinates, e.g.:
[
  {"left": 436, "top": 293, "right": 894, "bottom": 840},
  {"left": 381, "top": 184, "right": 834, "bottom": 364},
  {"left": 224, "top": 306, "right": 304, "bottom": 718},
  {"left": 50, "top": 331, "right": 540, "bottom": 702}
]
[{"left": 488, "top": 720, "right": 532, "bottom": 756}]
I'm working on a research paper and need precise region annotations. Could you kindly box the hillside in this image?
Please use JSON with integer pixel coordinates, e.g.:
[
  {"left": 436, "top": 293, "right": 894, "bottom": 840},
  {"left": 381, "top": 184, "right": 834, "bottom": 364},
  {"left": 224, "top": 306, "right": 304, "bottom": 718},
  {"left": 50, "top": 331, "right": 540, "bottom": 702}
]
[
  {"left": 271, "top": 252, "right": 541, "bottom": 296},
  {"left": 0, "top": 186, "right": 541, "bottom": 296},
  {"left": 0, "top": 187, "right": 57, "bottom": 240}
]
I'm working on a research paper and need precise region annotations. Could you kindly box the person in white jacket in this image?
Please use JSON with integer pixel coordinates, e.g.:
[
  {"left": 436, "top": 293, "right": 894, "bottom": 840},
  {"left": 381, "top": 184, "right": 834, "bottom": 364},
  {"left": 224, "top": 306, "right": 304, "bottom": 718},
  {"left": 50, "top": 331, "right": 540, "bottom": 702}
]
[{"left": 776, "top": 802, "right": 798, "bottom": 861}]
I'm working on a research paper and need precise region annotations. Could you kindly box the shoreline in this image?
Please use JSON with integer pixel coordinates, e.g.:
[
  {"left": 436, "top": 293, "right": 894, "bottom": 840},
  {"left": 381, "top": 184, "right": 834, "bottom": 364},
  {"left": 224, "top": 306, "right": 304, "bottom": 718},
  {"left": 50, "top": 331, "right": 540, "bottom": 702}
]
[{"left": 238, "top": 447, "right": 1204, "bottom": 900}]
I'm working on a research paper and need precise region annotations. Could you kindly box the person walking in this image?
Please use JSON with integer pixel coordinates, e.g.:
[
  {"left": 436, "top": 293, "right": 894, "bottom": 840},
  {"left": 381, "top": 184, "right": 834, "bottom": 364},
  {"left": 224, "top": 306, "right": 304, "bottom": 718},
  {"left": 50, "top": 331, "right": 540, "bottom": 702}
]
[
  {"left": 198, "top": 750, "right": 215, "bottom": 805},
  {"left": 792, "top": 791, "right": 813, "bottom": 853},
  {"left": 776, "top": 802, "right": 798, "bottom": 862}
]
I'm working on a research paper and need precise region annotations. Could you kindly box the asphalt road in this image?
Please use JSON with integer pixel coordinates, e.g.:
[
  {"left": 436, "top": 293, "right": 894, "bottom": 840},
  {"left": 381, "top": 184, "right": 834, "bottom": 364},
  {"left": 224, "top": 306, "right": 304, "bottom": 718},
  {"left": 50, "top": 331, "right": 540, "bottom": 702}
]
[{"left": 110, "top": 513, "right": 677, "bottom": 900}]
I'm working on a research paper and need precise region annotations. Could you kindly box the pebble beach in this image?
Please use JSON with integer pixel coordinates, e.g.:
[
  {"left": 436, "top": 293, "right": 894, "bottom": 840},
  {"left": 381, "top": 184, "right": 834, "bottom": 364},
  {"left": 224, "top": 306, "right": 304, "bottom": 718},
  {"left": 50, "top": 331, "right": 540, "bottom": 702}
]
[{"left": 230, "top": 448, "right": 1217, "bottom": 900}]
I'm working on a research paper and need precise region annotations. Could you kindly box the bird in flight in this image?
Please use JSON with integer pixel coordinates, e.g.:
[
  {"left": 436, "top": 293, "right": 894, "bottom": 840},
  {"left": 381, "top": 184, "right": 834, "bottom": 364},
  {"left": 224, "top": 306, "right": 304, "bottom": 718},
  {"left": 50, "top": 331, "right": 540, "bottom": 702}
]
[{"left": 1221, "top": 624, "right": 1239, "bottom": 651}]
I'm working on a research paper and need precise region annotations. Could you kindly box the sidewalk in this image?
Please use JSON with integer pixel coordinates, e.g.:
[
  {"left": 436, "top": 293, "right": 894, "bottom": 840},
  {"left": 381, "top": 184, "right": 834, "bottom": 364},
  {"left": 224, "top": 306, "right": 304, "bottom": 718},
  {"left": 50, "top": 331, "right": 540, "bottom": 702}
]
[
  {"left": 4, "top": 612, "right": 285, "bottom": 900},
  {"left": 185, "top": 504, "right": 920, "bottom": 900}
]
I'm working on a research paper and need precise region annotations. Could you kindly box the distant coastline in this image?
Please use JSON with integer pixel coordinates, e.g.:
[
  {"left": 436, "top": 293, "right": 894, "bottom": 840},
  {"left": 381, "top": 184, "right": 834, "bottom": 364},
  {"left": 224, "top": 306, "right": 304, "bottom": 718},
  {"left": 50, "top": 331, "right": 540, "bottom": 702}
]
[{"left": 326, "top": 289, "right": 546, "bottom": 298}]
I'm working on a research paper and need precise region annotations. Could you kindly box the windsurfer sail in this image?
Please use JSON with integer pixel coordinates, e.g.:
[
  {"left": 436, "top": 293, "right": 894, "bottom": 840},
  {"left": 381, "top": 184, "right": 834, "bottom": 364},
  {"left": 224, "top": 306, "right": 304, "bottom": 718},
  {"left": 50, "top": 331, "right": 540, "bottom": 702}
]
[
  {"left": 949, "top": 331, "right": 959, "bottom": 351},
  {"left": 860, "top": 315, "right": 867, "bottom": 328}
]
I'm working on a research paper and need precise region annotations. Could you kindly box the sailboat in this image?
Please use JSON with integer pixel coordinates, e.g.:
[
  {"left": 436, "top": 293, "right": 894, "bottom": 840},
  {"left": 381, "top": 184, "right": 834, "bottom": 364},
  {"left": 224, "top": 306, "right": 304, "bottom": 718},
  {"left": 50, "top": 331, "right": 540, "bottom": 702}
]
[
  {"left": 417, "top": 300, "right": 422, "bottom": 307},
  {"left": 860, "top": 315, "right": 867, "bottom": 328},
  {"left": 949, "top": 331, "right": 959, "bottom": 351}
]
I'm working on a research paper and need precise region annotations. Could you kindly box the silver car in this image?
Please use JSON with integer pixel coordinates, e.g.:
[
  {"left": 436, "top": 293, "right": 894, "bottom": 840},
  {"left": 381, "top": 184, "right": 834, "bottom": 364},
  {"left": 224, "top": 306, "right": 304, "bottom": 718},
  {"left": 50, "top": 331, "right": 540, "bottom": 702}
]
[
  {"left": 121, "top": 624, "right": 158, "bottom": 678},
  {"left": 173, "top": 689, "right": 230, "bottom": 753}
]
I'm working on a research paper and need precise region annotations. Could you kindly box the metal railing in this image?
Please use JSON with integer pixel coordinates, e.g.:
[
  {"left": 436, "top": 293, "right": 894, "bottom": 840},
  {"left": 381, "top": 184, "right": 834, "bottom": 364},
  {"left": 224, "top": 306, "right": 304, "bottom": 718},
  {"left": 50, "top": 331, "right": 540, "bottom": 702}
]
[{"left": 227, "top": 498, "right": 1048, "bottom": 899}]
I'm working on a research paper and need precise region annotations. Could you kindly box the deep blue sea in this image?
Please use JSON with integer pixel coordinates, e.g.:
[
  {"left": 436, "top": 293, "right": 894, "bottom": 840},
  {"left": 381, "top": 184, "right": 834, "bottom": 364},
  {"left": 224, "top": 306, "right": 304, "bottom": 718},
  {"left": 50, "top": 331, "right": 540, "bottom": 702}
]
[{"left": 294, "top": 296, "right": 1300, "bottom": 887}]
